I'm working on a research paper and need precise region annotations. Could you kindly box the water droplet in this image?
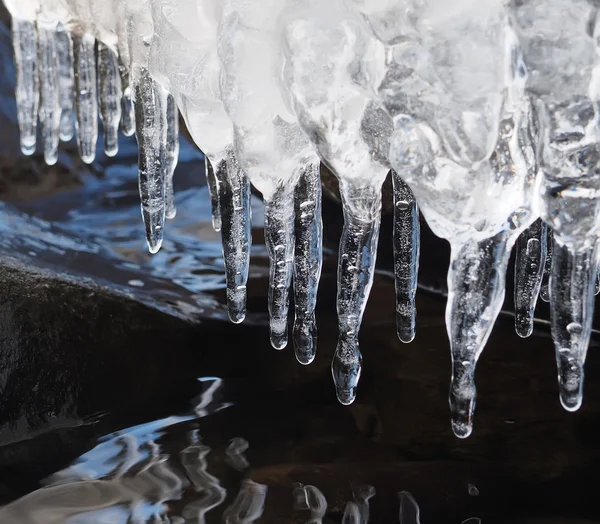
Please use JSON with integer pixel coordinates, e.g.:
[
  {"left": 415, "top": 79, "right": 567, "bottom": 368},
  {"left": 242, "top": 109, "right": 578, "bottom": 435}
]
[{"left": 567, "top": 322, "right": 583, "bottom": 335}]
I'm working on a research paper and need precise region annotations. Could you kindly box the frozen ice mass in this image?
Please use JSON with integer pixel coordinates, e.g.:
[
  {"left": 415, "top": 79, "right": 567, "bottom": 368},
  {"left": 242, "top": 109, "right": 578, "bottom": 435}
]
[{"left": 4, "top": 0, "right": 600, "bottom": 438}]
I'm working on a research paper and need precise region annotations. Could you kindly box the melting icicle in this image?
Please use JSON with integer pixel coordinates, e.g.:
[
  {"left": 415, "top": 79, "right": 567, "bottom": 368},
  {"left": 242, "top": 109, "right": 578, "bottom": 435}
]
[
  {"left": 514, "top": 218, "right": 547, "bottom": 338},
  {"left": 540, "top": 227, "right": 553, "bottom": 302},
  {"left": 398, "top": 491, "right": 421, "bottom": 524},
  {"left": 447, "top": 231, "right": 512, "bottom": 438},
  {"left": 214, "top": 149, "right": 251, "bottom": 324},
  {"left": 72, "top": 32, "right": 98, "bottom": 164},
  {"left": 133, "top": 67, "right": 167, "bottom": 254},
  {"left": 342, "top": 502, "right": 361, "bottom": 524},
  {"left": 36, "top": 23, "right": 60, "bottom": 165},
  {"left": 264, "top": 187, "right": 295, "bottom": 349},
  {"left": 550, "top": 240, "right": 597, "bottom": 412},
  {"left": 392, "top": 171, "right": 420, "bottom": 343},
  {"left": 293, "top": 162, "right": 323, "bottom": 364},
  {"left": 164, "top": 93, "right": 179, "bottom": 219},
  {"left": 97, "top": 43, "right": 122, "bottom": 157},
  {"left": 12, "top": 19, "right": 38, "bottom": 156},
  {"left": 222, "top": 479, "right": 267, "bottom": 524},
  {"left": 180, "top": 443, "right": 227, "bottom": 524},
  {"left": 332, "top": 184, "right": 381, "bottom": 405},
  {"left": 55, "top": 24, "right": 74, "bottom": 142},
  {"left": 205, "top": 156, "right": 222, "bottom": 232}
]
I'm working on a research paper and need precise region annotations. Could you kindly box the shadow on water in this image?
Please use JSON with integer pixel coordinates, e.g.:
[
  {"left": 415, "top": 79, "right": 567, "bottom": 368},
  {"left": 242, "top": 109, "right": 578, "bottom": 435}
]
[{"left": 0, "top": 13, "right": 599, "bottom": 524}]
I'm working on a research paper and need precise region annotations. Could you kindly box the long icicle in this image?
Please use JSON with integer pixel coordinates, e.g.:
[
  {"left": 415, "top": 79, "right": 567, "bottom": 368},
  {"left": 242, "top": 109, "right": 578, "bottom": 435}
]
[
  {"left": 72, "top": 32, "right": 98, "bottom": 164},
  {"left": 332, "top": 184, "right": 382, "bottom": 405},
  {"left": 55, "top": 24, "right": 74, "bottom": 142},
  {"left": 540, "top": 227, "right": 553, "bottom": 302},
  {"left": 550, "top": 240, "right": 597, "bottom": 411},
  {"left": 264, "top": 186, "right": 296, "bottom": 349},
  {"left": 205, "top": 156, "right": 222, "bottom": 232},
  {"left": 133, "top": 67, "right": 167, "bottom": 254},
  {"left": 514, "top": 218, "right": 547, "bottom": 337},
  {"left": 36, "top": 23, "right": 60, "bottom": 166},
  {"left": 216, "top": 149, "right": 251, "bottom": 324},
  {"left": 12, "top": 19, "right": 38, "bottom": 156},
  {"left": 97, "top": 43, "right": 122, "bottom": 157},
  {"left": 392, "top": 171, "right": 420, "bottom": 343},
  {"left": 447, "top": 230, "right": 512, "bottom": 438},
  {"left": 293, "top": 162, "right": 323, "bottom": 364},
  {"left": 164, "top": 93, "right": 179, "bottom": 219}
]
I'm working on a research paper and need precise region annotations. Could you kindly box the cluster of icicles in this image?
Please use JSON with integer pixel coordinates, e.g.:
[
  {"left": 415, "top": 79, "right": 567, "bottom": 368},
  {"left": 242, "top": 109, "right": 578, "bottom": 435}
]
[{"left": 5, "top": 0, "right": 600, "bottom": 438}]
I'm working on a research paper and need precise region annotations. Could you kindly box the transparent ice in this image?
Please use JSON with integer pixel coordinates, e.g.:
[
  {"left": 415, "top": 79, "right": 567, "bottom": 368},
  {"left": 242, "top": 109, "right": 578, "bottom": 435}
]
[{"left": 5, "top": 0, "right": 600, "bottom": 439}]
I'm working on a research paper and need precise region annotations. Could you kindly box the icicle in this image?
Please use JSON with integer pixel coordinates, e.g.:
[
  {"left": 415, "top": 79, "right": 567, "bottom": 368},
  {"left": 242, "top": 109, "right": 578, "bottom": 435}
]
[
  {"left": 180, "top": 443, "right": 227, "bottom": 524},
  {"left": 214, "top": 150, "right": 251, "bottom": 324},
  {"left": 332, "top": 184, "right": 382, "bottom": 405},
  {"left": 133, "top": 67, "right": 167, "bottom": 254},
  {"left": 222, "top": 479, "right": 267, "bottom": 524},
  {"left": 72, "top": 32, "right": 98, "bottom": 164},
  {"left": 264, "top": 186, "right": 295, "bottom": 349},
  {"left": 97, "top": 43, "right": 122, "bottom": 157},
  {"left": 119, "top": 58, "right": 136, "bottom": 137},
  {"left": 205, "top": 156, "right": 222, "bottom": 232},
  {"left": 12, "top": 19, "right": 38, "bottom": 156},
  {"left": 55, "top": 24, "right": 74, "bottom": 142},
  {"left": 514, "top": 218, "right": 547, "bottom": 338},
  {"left": 353, "top": 485, "right": 375, "bottom": 524},
  {"left": 398, "top": 491, "right": 421, "bottom": 524},
  {"left": 292, "top": 162, "right": 323, "bottom": 364},
  {"left": 447, "top": 231, "right": 512, "bottom": 438},
  {"left": 392, "top": 171, "right": 420, "bottom": 343},
  {"left": 550, "top": 240, "right": 597, "bottom": 412},
  {"left": 164, "top": 93, "right": 179, "bottom": 219},
  {"left": 342, "top": 502, "right": 361, "bottom": 524},
  {"left": 540, "top": 227, "right": 553, "bottom": 302},
  {"left": 36, "top": 23, "right": 60, "bottom": 166}
]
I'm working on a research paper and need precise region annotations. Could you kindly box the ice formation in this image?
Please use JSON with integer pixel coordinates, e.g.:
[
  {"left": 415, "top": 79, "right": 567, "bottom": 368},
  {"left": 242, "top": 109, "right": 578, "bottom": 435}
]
[{"left": 4, "top": 0, "right": 600, "bottom": 437}]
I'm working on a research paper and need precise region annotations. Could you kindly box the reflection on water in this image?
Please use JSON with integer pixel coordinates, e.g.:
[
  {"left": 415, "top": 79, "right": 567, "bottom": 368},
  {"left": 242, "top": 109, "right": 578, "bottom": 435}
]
[{"left": 0, "top": 374, "right": 477, "bottom": 524}]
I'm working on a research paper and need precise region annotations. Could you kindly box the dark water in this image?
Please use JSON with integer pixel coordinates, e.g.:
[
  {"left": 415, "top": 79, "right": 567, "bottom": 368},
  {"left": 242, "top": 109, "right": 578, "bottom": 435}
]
[{"left": 0, "top": 17, "right": 599, "bottom": 524}]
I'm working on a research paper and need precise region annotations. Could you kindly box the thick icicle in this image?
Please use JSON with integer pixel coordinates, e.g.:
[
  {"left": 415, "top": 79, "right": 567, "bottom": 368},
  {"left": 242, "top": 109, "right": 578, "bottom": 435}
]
[
  {"left": 540, "top": 227, "right": 553, "bottom": 302},
  {"left": 293, "top": 162, "right": 323, "bottom": 364},
  {"left": 398, "top": 492, "right": 421, "bottom": 524},
  {"left": 300, "top": 485, "right": 327, "bottom": 524},
  {"left": 72, "top": 32, "right": 98, "bottom": 164},
  {"left": 180, "top": 443, "right": 227, "bottom": 524},
  {"left": 55, "top": 24, "right": 74, "bottom": 142},
  {"left": 222, "top": 479, "right": 267, "bottom": 524},
  {"left": 264, "top": 187, "right": 296, "bottom": 349},
  {"left": 392, "top": 171, "right": 420, "bottom": 343},
  {"left": 514, "top": 218, "right": 547, "bottom": 337},
  {"left": 332, "top": 185, "right": 382, "bottom": 405},
  {"left": 36, "top": 23, "right": 60, "bottom": 165},
  {"left": 447, "top": 231, "right": 512, "bottom": 438},
  {"left": 12, "top": 19, "right": 38, "bottom": 156},
  {"left": 164, "top": 93, "right": 179, "bottom": 219},
  {"left": 215, "top": 150, "right": 251, "bottom": 324},
  {"left": 134, "top": 67, "right": 167, "bottom": 254},
  {"left": 205, "top": 156, "right": 222, "bottom": 232},
  {"left": 550, "top": 240, "right": 597, "bottom": 412},
  {"left": 97, "top": 43, "right": 122, "bottom": 157}
]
